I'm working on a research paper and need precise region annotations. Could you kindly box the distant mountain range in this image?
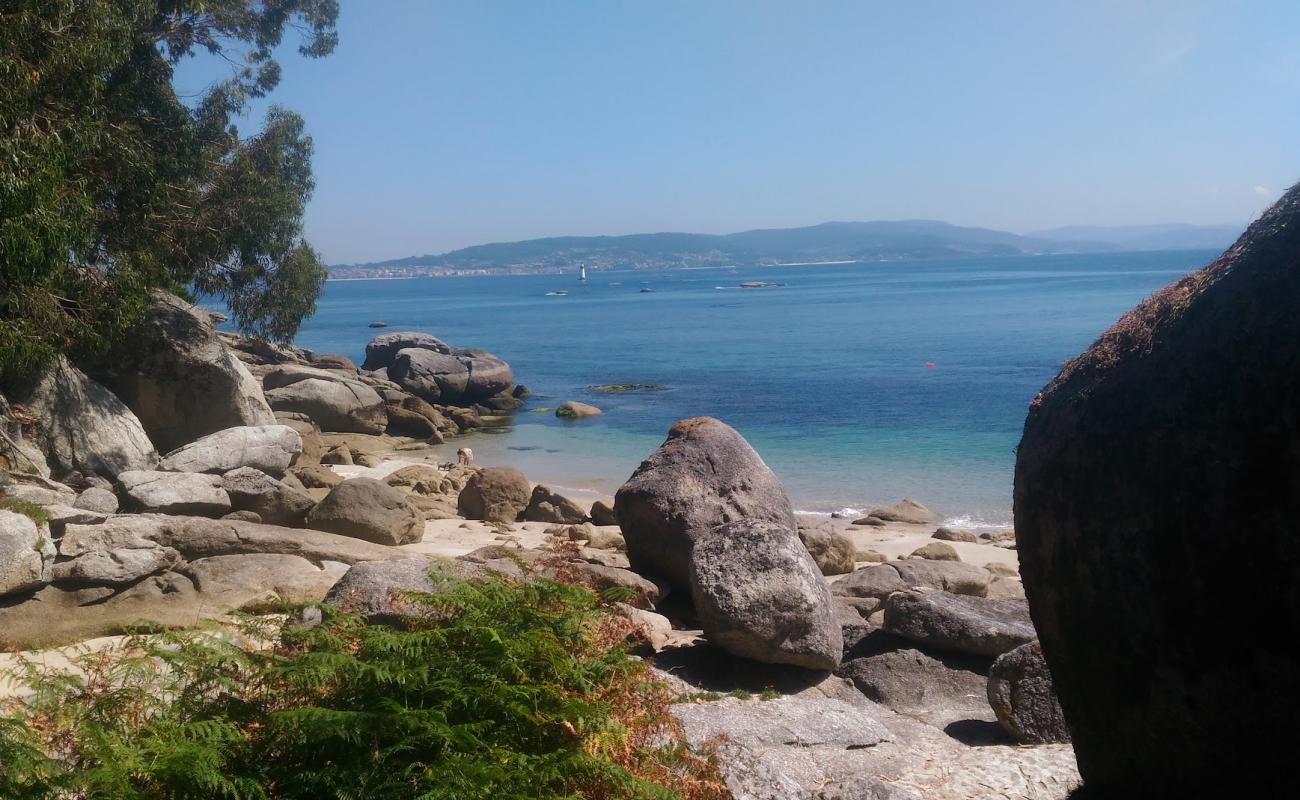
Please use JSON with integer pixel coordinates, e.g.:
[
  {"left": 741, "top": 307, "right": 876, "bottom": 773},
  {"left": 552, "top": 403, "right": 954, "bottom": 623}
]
[{"left": 329, "top": 220, "right": 1240, "bottom": 277}]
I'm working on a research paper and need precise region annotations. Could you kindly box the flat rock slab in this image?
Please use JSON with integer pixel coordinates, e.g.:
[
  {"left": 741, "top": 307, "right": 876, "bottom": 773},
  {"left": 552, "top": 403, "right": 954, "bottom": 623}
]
[
  {"left": 884, "top": 590, "right": 1035, "bottom": 657},
  {"left": 159, "top": 424, "right": 303, "bottom": 475},
  {"left": 59, "top": 514, "right": 402, "bottom": 567},
  {"left": 672, "top": 695, "right": 891, "bottom": 750},
  {"left": 118, "top": 470, "right": 231, "bottom": 516}
]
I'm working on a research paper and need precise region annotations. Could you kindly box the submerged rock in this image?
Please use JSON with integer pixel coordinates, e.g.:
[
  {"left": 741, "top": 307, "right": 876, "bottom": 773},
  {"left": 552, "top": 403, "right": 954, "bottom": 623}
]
[{"left": 555, "top": 400, "right": 602, "bottom": 418}]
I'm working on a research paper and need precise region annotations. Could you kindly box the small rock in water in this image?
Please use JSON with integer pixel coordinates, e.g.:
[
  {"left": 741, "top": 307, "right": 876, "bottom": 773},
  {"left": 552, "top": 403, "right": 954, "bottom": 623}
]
[
  {"left": 555, "top": 400, "right": 602, "bottom": 418},
  {"left": 368, "top": 321, "right": 388, "bottom": 328}
]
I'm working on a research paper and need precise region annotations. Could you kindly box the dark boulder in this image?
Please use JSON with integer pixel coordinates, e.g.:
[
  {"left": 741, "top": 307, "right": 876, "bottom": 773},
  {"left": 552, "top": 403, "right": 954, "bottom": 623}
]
[
  {"left": 614, "top": 417, "right": 796, "bottom": 589},
  {"left": 1014, "top": 185, "right": 1300, "bottom": 795},
  {"left": 987, "top": 640, "right": 1069, "bottom": 744}
]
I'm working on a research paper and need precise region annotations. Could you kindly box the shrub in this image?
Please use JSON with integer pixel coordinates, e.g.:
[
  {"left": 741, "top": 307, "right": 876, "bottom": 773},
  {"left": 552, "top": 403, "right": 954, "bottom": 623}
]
[
  {"left": 0, "top": 569, "right": 725, "bottom": 800},
  {"left": 0, "top": 497, "right": 50, "bottom": 525}
]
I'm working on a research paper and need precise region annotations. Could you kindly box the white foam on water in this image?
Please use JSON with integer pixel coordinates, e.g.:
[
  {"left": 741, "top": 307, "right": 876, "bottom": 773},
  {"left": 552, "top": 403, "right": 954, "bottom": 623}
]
[
  {"left": 794, "top": 507, "right": 865, "bottom": 518},
  {"left": 940, "top": 514, "right": 1012, "bottom": 530}
]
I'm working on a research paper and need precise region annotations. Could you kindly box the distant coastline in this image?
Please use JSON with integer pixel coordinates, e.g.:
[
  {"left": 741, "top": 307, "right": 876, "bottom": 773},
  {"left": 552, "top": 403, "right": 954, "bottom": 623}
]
[{"left": 328, "top": 219, "right": 1237, "bottom": 281}]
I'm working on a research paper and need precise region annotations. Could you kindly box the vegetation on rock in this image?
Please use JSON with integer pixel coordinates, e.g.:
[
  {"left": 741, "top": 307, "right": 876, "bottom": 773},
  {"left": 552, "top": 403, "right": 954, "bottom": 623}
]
[
  {"left": 0, "top": 569, "right": 725, "bottom": 800},
  {"left": 0, "top": 1, "right": 338, "bottom": 386}
]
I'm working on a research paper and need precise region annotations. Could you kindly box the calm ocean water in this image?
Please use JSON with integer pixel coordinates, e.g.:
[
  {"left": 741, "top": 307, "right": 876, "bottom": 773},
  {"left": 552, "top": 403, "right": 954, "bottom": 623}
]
[{"left": 287, "top": 251, "right": 1215, "bottom": 526}]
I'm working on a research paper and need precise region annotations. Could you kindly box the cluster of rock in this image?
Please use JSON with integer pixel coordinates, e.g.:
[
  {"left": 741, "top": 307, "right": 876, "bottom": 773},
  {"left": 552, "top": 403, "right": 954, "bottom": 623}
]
[{"left": 0, "top": 291, "right": 528, "bottom": 645}]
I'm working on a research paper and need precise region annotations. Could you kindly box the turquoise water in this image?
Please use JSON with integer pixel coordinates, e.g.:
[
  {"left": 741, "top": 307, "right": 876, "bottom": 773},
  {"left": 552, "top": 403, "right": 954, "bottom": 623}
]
[{"left": 289, "top": 251, "right": 1215, "bottom": 525}]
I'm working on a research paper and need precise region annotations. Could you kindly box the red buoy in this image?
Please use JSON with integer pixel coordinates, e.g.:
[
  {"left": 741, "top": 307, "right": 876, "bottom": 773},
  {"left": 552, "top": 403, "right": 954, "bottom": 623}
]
[{"left": 925, "top": 361, "right": 936, "bottom": 368}]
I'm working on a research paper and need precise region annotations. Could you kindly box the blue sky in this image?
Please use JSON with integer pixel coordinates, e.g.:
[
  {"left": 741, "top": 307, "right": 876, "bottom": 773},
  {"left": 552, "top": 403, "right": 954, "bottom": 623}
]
[{"left": 175, "top": 1, "right": 1300, "bottom": 264}]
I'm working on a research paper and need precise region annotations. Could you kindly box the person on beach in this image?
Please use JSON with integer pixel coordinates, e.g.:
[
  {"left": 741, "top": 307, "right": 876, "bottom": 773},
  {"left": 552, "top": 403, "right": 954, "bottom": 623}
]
[{"left": 457, "top": 447, "right": 473, "bottom": 466}]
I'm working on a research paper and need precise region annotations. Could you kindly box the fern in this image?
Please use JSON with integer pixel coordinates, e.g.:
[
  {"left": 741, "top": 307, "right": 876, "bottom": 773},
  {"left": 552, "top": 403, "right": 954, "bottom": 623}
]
[{"left": 0, "top": 570, "right": 725, "bottom": 800}]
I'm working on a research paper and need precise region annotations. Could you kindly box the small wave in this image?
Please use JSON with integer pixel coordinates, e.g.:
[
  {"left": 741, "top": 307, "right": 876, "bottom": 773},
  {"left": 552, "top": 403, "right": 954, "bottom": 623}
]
[
  {"left": 794, "top": 507, "right": 865, "bottom": 518},
  {"left": 940, "top": 514, "right": 1012, "bottom": 530}
]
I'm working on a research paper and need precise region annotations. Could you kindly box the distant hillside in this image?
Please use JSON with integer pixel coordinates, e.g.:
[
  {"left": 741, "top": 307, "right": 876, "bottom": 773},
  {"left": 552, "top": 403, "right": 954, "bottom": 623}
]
[
  {"left": 1029, "top": 223, "right": 1240, "bottom": 252},
  {"left": 331, "top": 219, "right": 1238, "bottom": 277},
  {"left": 332, "top": 220, "right": 1111, "bottom": 277}
]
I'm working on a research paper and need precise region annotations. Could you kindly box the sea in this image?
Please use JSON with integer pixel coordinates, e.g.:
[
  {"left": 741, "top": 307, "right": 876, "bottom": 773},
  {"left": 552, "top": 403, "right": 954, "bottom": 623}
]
[{"left": 286, "top": 250, "right": 1215, "bottom": 528}]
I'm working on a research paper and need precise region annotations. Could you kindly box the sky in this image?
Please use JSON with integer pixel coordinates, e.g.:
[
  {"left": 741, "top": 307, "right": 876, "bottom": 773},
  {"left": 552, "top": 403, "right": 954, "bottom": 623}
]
[{"left": 174, "top": 0, "right": 1300, "bottom": 264}]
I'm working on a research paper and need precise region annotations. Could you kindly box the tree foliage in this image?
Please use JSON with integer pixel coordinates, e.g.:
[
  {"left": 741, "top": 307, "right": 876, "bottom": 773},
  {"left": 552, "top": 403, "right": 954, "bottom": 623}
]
[
  {"left": 0, "top": 0, "right": 338, "bottom": 384},
  {"left": 0, "top": 569, "right": 726, "bottom": 800}
]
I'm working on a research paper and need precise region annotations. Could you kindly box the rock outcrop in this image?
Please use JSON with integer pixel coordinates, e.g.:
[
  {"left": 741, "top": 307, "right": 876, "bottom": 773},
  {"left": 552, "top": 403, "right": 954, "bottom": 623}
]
[
  {"left": 20, "top": 357, "right": 158, "bottom": 479},
  {"left": 1013, "top": 185, "right": 1300, "bottom": 797},
  {"left": 305, "top": 477, "right": 424, "bottom": 545},
  {"left": 92, "top": 292, "right": 275, "bottom": 453},
  {"left": 159, "top": 425, "right": 302, "bottom": 476},
  {"left": 615, "top": 417, "right": 796, "bottom": 589},
  {"left": 361, "top": 332, "right": 513, "bottom": 405},
  {"left": 688, "top": 520, "right": 841, "bottom": 671}
]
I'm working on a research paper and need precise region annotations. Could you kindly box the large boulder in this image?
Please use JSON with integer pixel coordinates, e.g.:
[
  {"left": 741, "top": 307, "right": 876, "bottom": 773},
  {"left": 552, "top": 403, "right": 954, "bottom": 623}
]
[
  {"left": 221, "top": 467, "right": 316, "bottom": 527},
  {"left": 159, "top": 425, "right": 302, "bottom": 476},
  {"left": 522, "top": 485, "right": 587, "bottom": 523},
  {"left": 1, "top": 509, "right": 55, "bottom": 596},
  {"left": 457, "top": 467, "right": 531, "bottom": 524},
  {"left": 614, "top": 417, "right": 796, "bottom": 589},
  {"left": 688, "top": 520, "right": 841, "bottom": 671},
  {"left": 305, "top": 477, "right": 424, "bottom": 545},
  {"left": 1013, "top": 188, "right": 1300, "bottom": 797},
  {"left": 987, "top": 641, "right": 1070, "bottom": 745},
  {"left": 386, "top": 347, "right": 513, "bottom": 405},
  {"left": 91, "top": 292, "right": 275, "bottom": 453},
  {"left": 263, "top": 378, "right": 387, "bottom": 435},
  {"left": 797, "top": 519, "right": 856, "bottom": 575},
  {"left": 20, "top": 357, "right": 158, "bottom": 479},
  {"left": 117, "top": 470, "right": 231, "bottom": 516},
  {"left": 883, "top": 590, "right": 1034, "bottom": 658}
]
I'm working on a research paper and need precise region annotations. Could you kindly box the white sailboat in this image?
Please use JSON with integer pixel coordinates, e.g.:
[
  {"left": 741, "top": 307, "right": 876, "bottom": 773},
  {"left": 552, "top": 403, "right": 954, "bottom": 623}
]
[{"left": 579, "top": 265, "right": 588, "bottom": 282}]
